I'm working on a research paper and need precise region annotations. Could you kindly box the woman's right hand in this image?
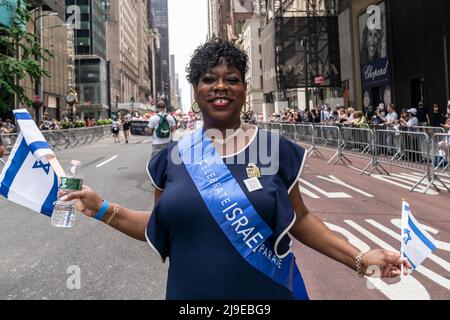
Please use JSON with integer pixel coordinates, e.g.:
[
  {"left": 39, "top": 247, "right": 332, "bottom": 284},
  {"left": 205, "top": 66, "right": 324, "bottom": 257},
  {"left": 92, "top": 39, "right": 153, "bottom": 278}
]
[{"left": 60, "top": 186, "right": 103, "bottom": 218}]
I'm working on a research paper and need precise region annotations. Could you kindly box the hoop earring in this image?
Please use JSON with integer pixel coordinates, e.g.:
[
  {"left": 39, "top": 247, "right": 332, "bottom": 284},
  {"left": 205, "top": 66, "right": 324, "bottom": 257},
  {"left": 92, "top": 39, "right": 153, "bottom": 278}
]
[
  {"left": 192, "top": 101, "right": 201, "bottom": 114},
  {"left": 241, "top": 102, "right": 251, "bottom": 115}
]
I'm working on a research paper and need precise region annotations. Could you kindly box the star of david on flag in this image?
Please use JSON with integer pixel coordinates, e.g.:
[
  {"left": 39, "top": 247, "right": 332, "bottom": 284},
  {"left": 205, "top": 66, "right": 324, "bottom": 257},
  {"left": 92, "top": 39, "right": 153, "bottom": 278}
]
[
  {"left": 400, "top": 201, "right": 437, "bottom": 272},
  {"left": 33, "top": 160, "right": 52, "bottom": 175},
  {"left": 0, "top": 110, "right": 58, "bottom": 216}
]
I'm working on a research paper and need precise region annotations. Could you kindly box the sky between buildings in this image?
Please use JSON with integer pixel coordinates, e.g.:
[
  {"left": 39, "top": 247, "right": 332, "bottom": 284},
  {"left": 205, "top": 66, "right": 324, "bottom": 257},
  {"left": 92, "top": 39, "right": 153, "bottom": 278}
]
[{"left": 168, "top": 0, "right": 208, "bottom": 112}]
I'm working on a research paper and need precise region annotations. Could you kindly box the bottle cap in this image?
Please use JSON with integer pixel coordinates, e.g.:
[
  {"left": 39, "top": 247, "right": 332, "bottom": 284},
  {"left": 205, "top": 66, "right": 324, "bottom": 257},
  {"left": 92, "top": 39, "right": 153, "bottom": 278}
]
[{"left": 71, "top": 160, "right": 82, "bottom": 166}]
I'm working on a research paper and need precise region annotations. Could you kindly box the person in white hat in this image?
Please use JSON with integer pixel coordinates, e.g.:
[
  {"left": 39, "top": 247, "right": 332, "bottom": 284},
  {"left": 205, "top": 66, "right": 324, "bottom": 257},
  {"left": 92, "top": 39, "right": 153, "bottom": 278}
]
[{"left": 400, "top": 108, "right": 419, "bottom": 128}]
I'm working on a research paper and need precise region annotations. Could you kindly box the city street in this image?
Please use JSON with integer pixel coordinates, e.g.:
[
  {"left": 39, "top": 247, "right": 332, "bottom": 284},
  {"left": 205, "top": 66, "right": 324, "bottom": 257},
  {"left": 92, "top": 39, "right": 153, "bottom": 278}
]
[{"left": 1, "top": 134, "right": 449, "bottom": 300}]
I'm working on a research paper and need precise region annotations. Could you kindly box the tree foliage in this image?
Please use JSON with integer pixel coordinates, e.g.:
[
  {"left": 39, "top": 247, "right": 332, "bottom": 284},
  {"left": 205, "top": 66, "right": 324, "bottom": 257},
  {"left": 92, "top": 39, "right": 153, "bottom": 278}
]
[{"left": 0, "top": 0, "right": 54, "bottom": 113}]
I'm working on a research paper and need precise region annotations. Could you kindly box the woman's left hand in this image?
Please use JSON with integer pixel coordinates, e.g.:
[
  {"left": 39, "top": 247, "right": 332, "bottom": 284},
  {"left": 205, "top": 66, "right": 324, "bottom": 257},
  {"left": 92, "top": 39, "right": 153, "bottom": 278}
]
[{"left": 362, "top": 249, "right": 413, "bottom": 278}]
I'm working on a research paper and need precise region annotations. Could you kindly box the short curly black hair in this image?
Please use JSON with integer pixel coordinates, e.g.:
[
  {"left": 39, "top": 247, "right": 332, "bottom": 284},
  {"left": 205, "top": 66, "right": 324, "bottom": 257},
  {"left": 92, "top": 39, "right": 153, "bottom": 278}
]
[{"left": 186, "top": 38, "right": 249, "bottom": 85}]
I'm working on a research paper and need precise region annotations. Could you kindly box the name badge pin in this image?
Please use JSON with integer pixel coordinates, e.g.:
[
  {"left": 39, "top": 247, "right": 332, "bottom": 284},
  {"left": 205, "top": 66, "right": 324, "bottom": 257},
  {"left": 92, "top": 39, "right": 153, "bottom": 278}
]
[
  {"left": 246, "top": 163, "right": 261, "bottom": 179},
  {"left": 244, "top": 177, "right": 263, "bottom": 193}
]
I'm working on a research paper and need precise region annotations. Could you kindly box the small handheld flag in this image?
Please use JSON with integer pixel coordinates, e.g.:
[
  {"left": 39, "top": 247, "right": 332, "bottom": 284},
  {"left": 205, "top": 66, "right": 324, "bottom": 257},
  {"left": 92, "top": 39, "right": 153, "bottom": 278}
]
[
  {"left": 0, "top": 110, "right": 64, "bottom": 216},
  {"left": 401, "top": 201, "right": 437, "bottom": 273}
]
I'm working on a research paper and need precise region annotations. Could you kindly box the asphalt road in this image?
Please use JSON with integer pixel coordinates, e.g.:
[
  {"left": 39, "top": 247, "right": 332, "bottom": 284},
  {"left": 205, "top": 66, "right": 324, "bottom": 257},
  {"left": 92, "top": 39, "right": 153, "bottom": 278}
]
[
  {"left": 0, "top": 133, "right": 449, "bottom": 300},
  {"left": 0, "top": 135, "right": 167, "bottom": 300}
]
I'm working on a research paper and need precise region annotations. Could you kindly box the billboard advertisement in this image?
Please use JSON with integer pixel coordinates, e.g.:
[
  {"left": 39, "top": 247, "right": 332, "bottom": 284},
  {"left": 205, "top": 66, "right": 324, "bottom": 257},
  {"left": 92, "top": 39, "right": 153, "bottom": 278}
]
[{"left": 359, "top": 1, "right": 392, "bottom": 109}]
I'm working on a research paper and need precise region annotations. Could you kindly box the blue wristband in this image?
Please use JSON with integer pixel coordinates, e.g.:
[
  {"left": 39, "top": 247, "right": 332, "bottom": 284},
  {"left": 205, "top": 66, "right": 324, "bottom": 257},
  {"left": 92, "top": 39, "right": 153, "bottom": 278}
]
[{"left": 95, "top": 200, "right": 110, "bottom": 221}]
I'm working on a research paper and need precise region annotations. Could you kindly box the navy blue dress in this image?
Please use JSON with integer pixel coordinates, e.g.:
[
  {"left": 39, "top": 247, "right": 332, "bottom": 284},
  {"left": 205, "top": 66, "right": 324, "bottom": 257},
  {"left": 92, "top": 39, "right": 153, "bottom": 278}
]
[{"left": 146, "top": 128, "right": 307, "bottom": 300}]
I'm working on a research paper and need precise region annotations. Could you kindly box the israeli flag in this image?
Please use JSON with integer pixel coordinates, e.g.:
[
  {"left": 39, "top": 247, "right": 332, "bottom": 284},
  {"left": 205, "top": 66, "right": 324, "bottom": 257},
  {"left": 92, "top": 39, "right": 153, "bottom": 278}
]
[
  {"left": 0, "top": 110, "right": 58, "bottom": 216},
  {"left": 401, "top": 201, "right": 437, "bottom": 272}
]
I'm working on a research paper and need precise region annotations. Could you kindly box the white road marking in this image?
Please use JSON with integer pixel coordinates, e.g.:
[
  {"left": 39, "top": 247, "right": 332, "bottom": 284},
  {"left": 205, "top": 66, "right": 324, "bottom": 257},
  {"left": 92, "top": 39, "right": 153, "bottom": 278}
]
[
  {"left": 386, "top": 174, "right": 444, "bottom": 193},
  {"left": 391, "top": 219, "right": 450, "bottom": 252},
  {"left": 96, "top": 156, "right": 118, "bottom": 168},
  {"left": 393, "top": 173, "right": 448, "bottom": 191},
  {"left": 299, "top": 179, "right": 351, "bottom": 199},
  {"left": 410, "top": 172, "right": 450, "bottom": 184},
  {"left": 371, "top": 174, "right": 439, "bottom": 195},
  {"left": 142, "top": 140, "right": 150, "bottom": 144},
  {"left": 299, "top": 187, "right": 320, "bottom": 199},
  {"left": 347, "top": 165, "right": 367, "bottom": 173},
  {"left": 345, "top": 220, "right": 450, "bottom": 291},
  {"left": 317, "top": 175, "right": 374, "bottom": 198},
  {"left": 325, "top": 222, "right": 429, "bottom": 300},
  {"left": 366, "top": 219, "right": 450, "bottom": 273}
]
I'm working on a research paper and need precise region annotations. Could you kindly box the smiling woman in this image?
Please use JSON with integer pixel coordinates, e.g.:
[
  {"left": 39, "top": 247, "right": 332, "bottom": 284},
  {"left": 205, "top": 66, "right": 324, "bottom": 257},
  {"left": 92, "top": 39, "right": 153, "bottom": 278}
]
[{"left": 62, "top": 39, "right": 412, "bottom": 300}]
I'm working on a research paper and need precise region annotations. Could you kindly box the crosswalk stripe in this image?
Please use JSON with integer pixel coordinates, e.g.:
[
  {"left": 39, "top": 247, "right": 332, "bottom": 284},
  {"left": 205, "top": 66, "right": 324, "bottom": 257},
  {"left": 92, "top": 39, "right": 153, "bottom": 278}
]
[
  {"left": 391, "top": 219, "right": 450, "bottom": 252},
  {"left": 317, "top": 175, "right": 374, "bottom": 198},
  {"left": 366, "top": 219, "right": 450, "bottom": 273},
  {"left": 394, "top": 173, "right": 448, "bottom": 191},
  {"left": 344, "top": 220, "right": 450, "bottom": 291},
  {"left": 371, "top": 174, "right": 439, "bottom": 195},
  {"left": 326, "top": 221, "right": 429, "bottom": 300},
  {"left": 300, "top": 186, "right": 320, "bottom": 199},
  {"left": 410, "top": 172, "right": 450, "bottom": 184},
  {"left": 96, "top": 156, "right": 118, "bottom": 168},
  {"left": 299, "top": 178, "right": 351, "bottom": 198}
]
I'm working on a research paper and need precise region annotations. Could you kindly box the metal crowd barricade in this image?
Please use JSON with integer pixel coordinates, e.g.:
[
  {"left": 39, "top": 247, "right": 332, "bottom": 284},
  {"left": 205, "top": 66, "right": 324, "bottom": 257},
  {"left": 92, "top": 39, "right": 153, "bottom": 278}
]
[
  {"left": 311, "top": 125, "right": 341, "bottom": 163},
  {"left": 270, "top": 122, "right": 282, "bottom": 133},
  {"left": 339, "top": 126, "right": 377, "bottom": 174},
  {"left": 257, "top": 121, "right": 271, "bottom": 132},
  {"left": 0, "top": 133, "right": 19, "bottom": 167},
  {"left": 281, "top": 123, "right": 296, "bottom": 141},
  {"left": 259, "top": 121, "right": 450, "bottom": 194},
  {"left": 414, "top": 126, "right": 445, "bottom": 137},
  {"left": 1, "top": 126, "right": 112, "bottom": 167},
  {"left": 422, "top": 133, "right": 450, "bottom": 193},
  {"left": 374, "top": 129, "right": 431, "bottom": 191},
  {"left": 414, "top": 126, "right": 445, "bottom": 162},
  {"left": 293, "top": 123, "right": 314, "bottom": 150}
]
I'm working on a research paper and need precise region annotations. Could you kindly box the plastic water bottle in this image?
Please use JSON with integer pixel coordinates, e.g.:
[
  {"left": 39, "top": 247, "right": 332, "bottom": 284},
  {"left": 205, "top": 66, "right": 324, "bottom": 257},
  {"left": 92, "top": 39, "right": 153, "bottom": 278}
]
[{"left": 51, "top": 160, "right": 83, "bottom": 228}]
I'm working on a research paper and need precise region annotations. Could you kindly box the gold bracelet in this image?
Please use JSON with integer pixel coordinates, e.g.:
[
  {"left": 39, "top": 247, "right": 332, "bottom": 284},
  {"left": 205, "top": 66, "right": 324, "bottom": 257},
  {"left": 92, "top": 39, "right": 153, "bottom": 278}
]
[
  {"left": 355, "top": 251, "right": 366, "bottom": 278},
  {"left": 106, "top": 204, "right": 119, "bottom": 225}
]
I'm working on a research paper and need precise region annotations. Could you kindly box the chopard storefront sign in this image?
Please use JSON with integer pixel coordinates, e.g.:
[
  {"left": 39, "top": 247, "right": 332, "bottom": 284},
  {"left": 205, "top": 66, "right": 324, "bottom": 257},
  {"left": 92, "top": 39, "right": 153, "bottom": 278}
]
[
  {"left": 360, "top": 56, "right": 392, "bottom": 108},
  {"left": 361, "top": 57, "right": 390, "bottom": 85},
  {"left": 363, "top": 60, "right": 389, "bottom": 81}
]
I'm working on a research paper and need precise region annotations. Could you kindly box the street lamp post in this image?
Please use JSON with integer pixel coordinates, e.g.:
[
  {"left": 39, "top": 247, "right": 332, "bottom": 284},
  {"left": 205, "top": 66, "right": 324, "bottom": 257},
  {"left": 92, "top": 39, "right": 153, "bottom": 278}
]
[{"left": 32, "top": 8, "right": 57, "bottom": 124}]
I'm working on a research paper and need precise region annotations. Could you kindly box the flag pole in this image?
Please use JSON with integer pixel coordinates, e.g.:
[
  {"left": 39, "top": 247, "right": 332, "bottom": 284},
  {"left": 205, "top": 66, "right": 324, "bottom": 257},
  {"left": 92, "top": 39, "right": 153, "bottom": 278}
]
[
  {"left": 48, "top": 156, "right": 65, "bottom": 178},
  {"left": 400, "top": 199, "right": 405, "bottom": 280}
]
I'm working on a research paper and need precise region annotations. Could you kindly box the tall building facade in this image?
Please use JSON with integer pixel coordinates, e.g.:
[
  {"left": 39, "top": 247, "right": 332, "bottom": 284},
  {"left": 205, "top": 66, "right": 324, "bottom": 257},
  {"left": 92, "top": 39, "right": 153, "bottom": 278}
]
[
  {"left": 65, "top": 0, "right": 108, "bottom": 119},
  {"left": 169, "top": 54, "right": 177, "bottom": 109},
  {"left": 208, "top": 0, "right": 220, "bottom": 39},
  {"left": 11, "top": 1, "right": 70, "bottom": 121},
  {"left": 339, "top": 0, "right": 450, "bottom": 112},
  {"left": 150, "top": 0, "right": 171, "bottom": 109},
  {"left": 211, "top": 1, "right": 342, "bottom": 116},
  {"left": 107, "top": 0, "right": 139, "bottom": 109},
  {"left": 107, "top": 0, "right": 151, "bottom": 115},
  {"left": 40, "top": 14, "right": 71, "bottom": 121},
  {"left": 136, "top": 0, "right": 151, "bottom": 106},
  {"left": 241, "top": 17, "right": 265, "bottom": 116}
]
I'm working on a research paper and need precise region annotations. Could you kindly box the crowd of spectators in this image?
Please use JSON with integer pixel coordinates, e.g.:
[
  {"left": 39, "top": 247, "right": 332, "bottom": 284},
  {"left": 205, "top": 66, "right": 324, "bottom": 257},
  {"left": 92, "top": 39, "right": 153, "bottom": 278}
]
[{"left": 267, "top": 101, "right": 450, "bottom": 132}]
